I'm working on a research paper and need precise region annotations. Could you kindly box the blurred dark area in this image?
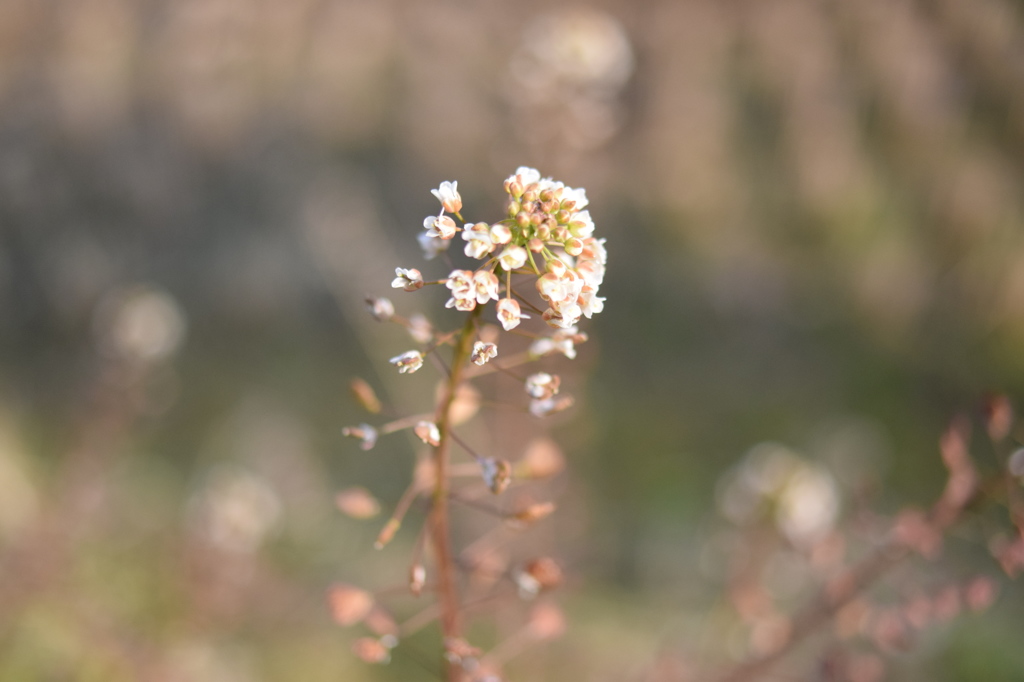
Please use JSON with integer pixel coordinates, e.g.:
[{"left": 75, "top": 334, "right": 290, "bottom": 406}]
[{"left": 1, "top": 0, "right": 1024, "bottom": 679}]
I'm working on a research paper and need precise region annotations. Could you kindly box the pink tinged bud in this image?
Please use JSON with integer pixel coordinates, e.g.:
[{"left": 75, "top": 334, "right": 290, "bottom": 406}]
[
  {"left": 562, "top": 186, "right": 588, "bottom": 210},
  {"left": 511, "top": 501, "right": 556, "bottom": 525},
  {"left": 365, "top": 297, "right": 394, "bottom": 321},
  {"left": 351, "top": 636, "right": 393, "bottom": 664},
  {"left": 336, "top": 486, "right": 381, "bottom": 518},
  {"left": 391, "top": 267, "right": 424, "bottom": 291},
  {"left": 350, "top": 378, "right": 382, "bottom": 414},
  {"left": 471, "top": 340, "right": 497, "bottom": 366},
  {"left": 329, "top": 584, "right": 375, "bottom": 626},
  {"left": 430, "top": 180, "right": 462, "bottom": 214},
  {"left": 342, "top": 424, "right": 378, "bottom": 450},
  {"left": 497, "top": 298, "right": 528, "bottom": 331},
  {"left": 498, "top": 245, "right": 528, "bottom": 271},
  {"left": 516, "top": 438, "right": 565, "bottom": 479},
  {"left": 528, "top": 237, "right": 545, "bottom": 252},
  {"left": 389, "top": 350, "right": 424, "bottom": 374},
  {"left": 414, "top": 420, "right": 441, "bottom": 446},
  {"left": 565, "top": 238, "right": 584, "bottom": 257},
  {"left": 527, "top": 602, "right": 566, "bottom": 641},
  {"left": 409, "top": 564, "right": 426, "bottom": 596},
  {"left": 516, "top": 557, "right": 563, "bottom": 599}
]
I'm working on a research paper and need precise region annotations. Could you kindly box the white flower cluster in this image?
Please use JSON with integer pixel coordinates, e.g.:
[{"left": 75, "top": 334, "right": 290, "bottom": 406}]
[{"left": 396, "top": 167, "right": 606, "bottom": 334}]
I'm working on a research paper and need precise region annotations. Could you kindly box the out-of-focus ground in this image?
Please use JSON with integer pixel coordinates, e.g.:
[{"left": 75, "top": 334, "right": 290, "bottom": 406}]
[{"left": 1, "top": 0, "right": 1024, "bottom": 680}]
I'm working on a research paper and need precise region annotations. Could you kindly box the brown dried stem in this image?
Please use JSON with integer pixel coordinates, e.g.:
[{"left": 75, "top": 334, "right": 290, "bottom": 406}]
[{"left": 431, "top": 307, "right": 481, "bottom": 680}]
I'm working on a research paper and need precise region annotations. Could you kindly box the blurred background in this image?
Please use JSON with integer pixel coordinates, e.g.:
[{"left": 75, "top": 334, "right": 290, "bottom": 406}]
[{"left": 2, "top": 0, "right": 1024, "bottom": 679}]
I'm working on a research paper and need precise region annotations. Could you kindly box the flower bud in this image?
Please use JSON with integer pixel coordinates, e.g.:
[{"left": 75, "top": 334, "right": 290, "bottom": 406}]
[
  {"left": 329, "top": 584, "right": 374, "bottom": 626},
  {"left": 349, "top": 378, "right": 382, "bottom": 414},
  {"left": 342, "top": 424, "right": 378, "bottom": 451},
  {"left": 516, "top": 211, "right": 531, "bottom": 229},
  {"left": 480, "top": 457, "right": 512, "bottom": 494},
  {"left": 522, "top": 190, "right": 538, "bottom": 203},
  {"left": 366, "top": 297, "right": 394, "bottom": 321},
  {"left": 336, "top": 486, "right": 381, "bottom": 518}
]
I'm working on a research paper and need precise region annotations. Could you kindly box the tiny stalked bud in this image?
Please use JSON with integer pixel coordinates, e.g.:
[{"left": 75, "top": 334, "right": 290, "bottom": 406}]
[
  {"left": 528, "top": 237, "right": 545, "bottom": 252},
  {"left": 540, "top": 200, "right": 557, "bottom": 214},
  {"left": 329, "top": 584, "right": 374, "bottom": 626},
  {"left": 365, "top": 607, "right": 399, "bottom": 637},
  {"left": 985, "top": 394, "right": 1013, "bottom": 442},
  {"left": 516, "top": 557, "right": 563, "bottom": 598},
  {"left": 515, "top": 211, "right": 531, "bottom": 229},
  {"left": 527, "top": 602, "right": 566, "bottom": 641},
  {"left": 565, "top": 237, "right": 584, "bottom": 256},
  {"left": 516, "top": 438, "right": 565, "bottom": 479},
  {"left": 964, "top": 575, "right": 997, "bottom": 612},
  {"left": 539, "top": 188, "right": 555, "bottom": 203},
  {"left": 444, "top": 637, "right": 482, "bottom": 664},
  {"left": 409, "top": 563, "right": 426, "bottom": 596},
  {"left": 522, "top": 189, "right": 538, "bottom": 203},
  {"left": 507, "top": 199, "right": 521, "bottom": 218},
  {"left": 414, "top": 420, "right": 441, "bottom": 446},
  {"left": 366, "top": 297, "right": 394, "bottom": 321},
  {"left": 555, "top": 209, "right": 571, "bottom": 224},
  {"left": 342, "top": 423, "right": 378, "bottom": 451},
  {"left": 375, "top": 518, "right": 400, "bottom": 550},
  {"left": 505, "top": 178, "right": 524, "bottom": 199},
  {"left": 481, "top": 457, "right": 512, "bottom": 494},
  {"left": 536, "top": 223, "right": 551, "bottom": 240},
  {"left": 552, "top": 225, "right": 570, "bottom": 242},
  {"left": 511, "top": 501, "right": 556, "bottom": 526},
  {"left": 350, "top": 378, "right": 382, "bottom": 414},
  {"left": 336, "top": 486, "right": 381, "bottom": 519},
  {"left": 351, "top": 637, "right": 391, "bottom": 664},
  {"left": 529, "top": 211, "right": 542, "bottom": 226}
]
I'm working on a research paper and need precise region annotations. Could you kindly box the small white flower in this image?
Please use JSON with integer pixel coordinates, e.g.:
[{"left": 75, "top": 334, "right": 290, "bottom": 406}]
[
  {"left": 529, "top": 395, "right": 574, "bottom": 418},
  {"left": 424, "top": 214, "right": 458, "bottom": 240},
  {"left": 497, "top": 298, "right": 528, "bottom": 331},
  {"left": 562, "top": 186, "right": 588, "bottom": 210},
  {"left": 568, "top": 210, "right": 594, "bottom": 238},
  {"left": 389, "top": 350, "right": 424, "bottom": 374},
  {"left": 445, "top": 269, "right": 477, "bottom": 311},
  {"left": 462, "top": 222, "right": 495, "bottom": 259},
  {"left": 366, "top": 297, "right": 394, "bottom": 321},
  {"left": 391, "top": 267, "right": 424, "bottom": 291},
  {"left": 414, "top": 421, "right": 441, "bottom": 446},
  {"left": 525, "top": 372, "right": 560, "bottom": 400},
  {"left": 418, "top": 231, "right": 451, "bottom": 260},
  {"left": 579, "top": 287, "right": 604, "bottom": 318},
  {"left": 471, "top": 341, "right": 497, "bottom": 366},
  {"left": 490, "top": 223, "right": 512, "bottom": 245},
  {"left": 430, "top": 180, "right": 462, "bottom": 214},
  {"left": 472, "top": 270, "right": 500, "bottom": 305},
  {"left": 498, "top": 245, "right": 528, "bottom": 271},
  {"left": 513, "top": 167, "right": 542, "bottom": 186},
  {"left": 342, "top": 424, "right": 378, "bottom": 450},
  {"left": 407, "top": 313, "right": 433, "bottom": 344}
]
